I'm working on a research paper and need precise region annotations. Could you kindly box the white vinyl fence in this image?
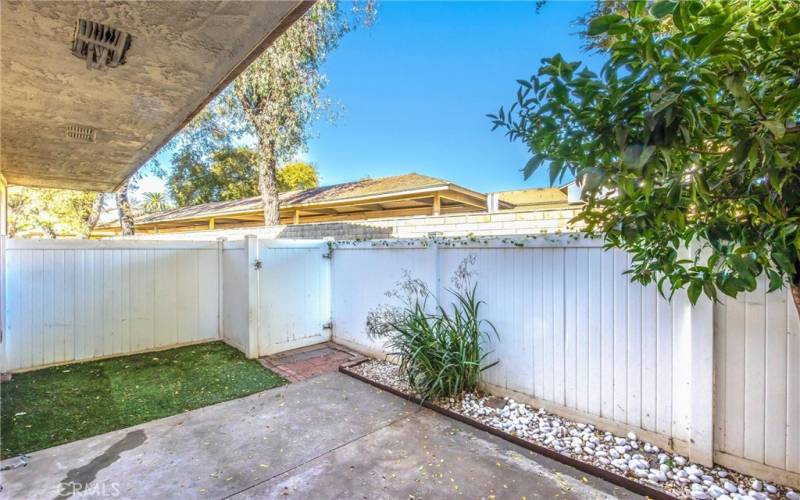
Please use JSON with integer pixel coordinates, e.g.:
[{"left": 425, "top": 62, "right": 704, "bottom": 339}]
[
  {"left": 714, "top": 282, "right": 800, "bottom": 482},
  {"left": 3, "top": 239, "right": 221, "bottom": 371},
  {"left": 329, "top": 236, "right": 799, "bottom": 487},
  {"left": 2, "top": 233, "right": 797, "bottom": 486},
  {"left": 331, "top": 238, "right": 705, "bottom": 458}
]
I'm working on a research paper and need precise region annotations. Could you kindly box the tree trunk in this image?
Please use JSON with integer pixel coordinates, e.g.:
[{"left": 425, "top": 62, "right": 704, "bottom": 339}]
[
  {"left": 793, "top": 284, "right": 800, "bottom": 318},
  {"left": 257, "top": 141, "right": 280, "bottom": 226},
  {"left": 116, "top": 180, "right": 135, "bottom": 236},
  {"left": 83, "top": 192, "right": 105, "bottom": 238}
]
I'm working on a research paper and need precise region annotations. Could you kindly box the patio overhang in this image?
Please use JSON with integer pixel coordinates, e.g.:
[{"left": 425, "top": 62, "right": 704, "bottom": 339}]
[
  {"left": 94, "top": 173, "right": 515, "bottom": 235},
  {"left": 0, "top": 0, "right": 311, "bottom": 191}
]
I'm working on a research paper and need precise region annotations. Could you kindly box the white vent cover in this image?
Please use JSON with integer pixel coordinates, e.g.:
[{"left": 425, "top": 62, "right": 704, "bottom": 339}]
[
  {"left": 72, "top": 19, "right": 131, "bottom": 70},
  {"left": 65, "top": 125, "right": 96, "bottom": 142}
]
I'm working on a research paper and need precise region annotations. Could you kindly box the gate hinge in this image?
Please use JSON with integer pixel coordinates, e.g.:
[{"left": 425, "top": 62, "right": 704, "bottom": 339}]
[
  {"left": 322, "top": 322, "right": 333, "bottom": 330},
  {"left": 322, "top": 252, "right": 332, "bottom": 259}
]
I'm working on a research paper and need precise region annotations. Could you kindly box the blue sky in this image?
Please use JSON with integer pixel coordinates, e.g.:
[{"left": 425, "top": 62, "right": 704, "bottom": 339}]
[{"left": 138, "top": 1, "right": 605, "bottom": 196}]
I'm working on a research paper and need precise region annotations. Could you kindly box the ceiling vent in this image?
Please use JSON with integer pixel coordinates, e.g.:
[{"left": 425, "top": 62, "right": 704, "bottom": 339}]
[
  {"left": 71, "top": 19, "right": 131, "bottom": 70},
  {"left": 65, "top": 125, "right": 97, "bottom": 143}
]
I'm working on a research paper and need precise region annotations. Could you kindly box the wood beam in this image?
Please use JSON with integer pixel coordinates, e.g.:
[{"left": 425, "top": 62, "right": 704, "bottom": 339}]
[
  {"left": 432, "top": 193, "right": 441, "bottom": 216},
  {"left": 286, "top": 204, "right": 481, "bottom": 224},
  {"left": 440, "top": 190, "right": 487, "bottom": 209},
  {"left": 280, "top": 188, "right": 444, "bottom": 212},
  {"left": 208, "top": 218, "right": 215, "bottom": 230}
]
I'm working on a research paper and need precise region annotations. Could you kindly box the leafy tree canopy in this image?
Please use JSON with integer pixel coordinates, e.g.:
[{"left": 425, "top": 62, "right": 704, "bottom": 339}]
[
  {"left": 8, "top": 187, "right": 97, "bottom": 238},
  {"left": 277, "top": 162, "right": 320, "bottom": 192},
  {"left": 168, "top": 146, "right": 257, "bottom": 207},
  {"left": 167, "top": 146, "right": 320, "bottom": 207},
  {"left": 491, "top": 0, "right": 800, "bottom": 310}
]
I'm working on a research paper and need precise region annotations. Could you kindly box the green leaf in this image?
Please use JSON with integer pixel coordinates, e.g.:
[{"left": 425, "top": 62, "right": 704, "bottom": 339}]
[
  {"left": 628, "top": 0, "right": 646, "bottom": 18},
  {"left": 687, "top": 281, "right": 702, "bottom": 304},
  {"left": 771, "top": 251, "right": 795, "bottom": 275},
  {"left": 651, "top": 0, "right": 677, "bottom": 19},
  {"left": 615, "top": 126, "right": 628, "bottom": 150},
  {"left": 489, "top": 0, "right": 800, "bottom": 309},
  {"left": 728, "top": 254, "right": 758, "bottom": 277},
  {"left": 623, "top": 145, "right": 656, "bottom": 170},
  {"left": 672, "top": 1, "right": 689, "bottom": 31},
  {"left": 692, "top": 23, "right": 733, "bottom": 56},
  {"left": 523, "top": 155, "right": 545, "bottom": 180},
  {"left": 588, "top": 14, "right": 624, "bottom": 36},
  {"left": 763, "top": 120, "right": 785, "bottom": 139}
]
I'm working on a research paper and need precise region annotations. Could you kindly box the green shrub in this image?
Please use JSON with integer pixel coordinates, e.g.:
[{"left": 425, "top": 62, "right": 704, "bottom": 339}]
[{"left": 368, "top": 260, "right": 498, "bottom": 399}]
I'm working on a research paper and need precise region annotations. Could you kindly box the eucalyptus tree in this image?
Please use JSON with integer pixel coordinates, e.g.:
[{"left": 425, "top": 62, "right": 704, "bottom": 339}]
[
  {"left": 84, "top": 192, "right": 105, "bottom": 237},
  {"left": 233, "top": 0, "right": 374, "bottom": 224},
  {"left": 491, "top": 0, "right": 800, "bottom": 312},
  {"left": 115, "top": 179, "right": 135, "bottom": 236}
]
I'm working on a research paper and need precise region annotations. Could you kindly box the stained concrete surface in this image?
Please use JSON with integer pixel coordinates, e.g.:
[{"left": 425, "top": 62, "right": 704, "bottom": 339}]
[{"left": 1, "top": 372, "right": 640, "bottom": 499}]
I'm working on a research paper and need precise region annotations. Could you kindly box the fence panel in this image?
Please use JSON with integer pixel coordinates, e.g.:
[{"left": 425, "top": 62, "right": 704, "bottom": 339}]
[
  {"left": 329, "top": 238, "right": 693, "bottom": 446},
  {"left": 437, "top": 244, "right": 692, "bottom": 444},
  {"left": 222, "top": 240, "right": 249, "bottom": 352},
  {"left": 331, "top": 244, "right": 435, "bottom": 357},
  {"left": 714, "top": 280, "right": 800, "bottom": 476},
  {"left": 4, "top": 240, "right": 220, "bottom": 371}
]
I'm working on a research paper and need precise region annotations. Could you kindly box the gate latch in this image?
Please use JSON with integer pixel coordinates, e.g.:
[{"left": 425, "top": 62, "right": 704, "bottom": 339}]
[{"left": 322, "top": 322, "right": 333, "bottom": 330}]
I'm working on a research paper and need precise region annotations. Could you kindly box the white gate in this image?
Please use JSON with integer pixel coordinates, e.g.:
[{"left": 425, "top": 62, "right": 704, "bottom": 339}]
[{"left": 256, "top": 239, "right": 331, "bottom": 356}]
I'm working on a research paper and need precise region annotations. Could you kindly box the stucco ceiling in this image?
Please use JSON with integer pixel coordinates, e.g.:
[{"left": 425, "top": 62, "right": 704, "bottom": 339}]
[{"left": 0, "top": 0, "right": 309, "bottom": 191}]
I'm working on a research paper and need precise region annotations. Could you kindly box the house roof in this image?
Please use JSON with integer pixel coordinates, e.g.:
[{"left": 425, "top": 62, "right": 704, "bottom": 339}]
[
  {"left": 98, "top": 173, "right": 506, "bottom": 231},
  {"left": 0, "top": 1, "right": 309, "bottom": 191}
]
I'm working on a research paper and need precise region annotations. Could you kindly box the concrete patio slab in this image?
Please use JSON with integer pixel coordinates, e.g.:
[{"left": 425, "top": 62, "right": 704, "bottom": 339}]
[
  {"left": 1, "top": 373, "right": 641, "bottom": 499},
  {"left": 232, "top": 407, "right": 639, "bottom": 500}
]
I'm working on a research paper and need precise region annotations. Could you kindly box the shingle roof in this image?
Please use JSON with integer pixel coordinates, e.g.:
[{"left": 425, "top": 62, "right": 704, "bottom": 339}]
[{"left": 112, "top": 173, "right": 459, "bottom": 226}]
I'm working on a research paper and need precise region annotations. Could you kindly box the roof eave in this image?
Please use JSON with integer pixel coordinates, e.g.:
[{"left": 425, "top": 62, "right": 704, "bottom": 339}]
[{"left": 110, "top": 1, "right": 313, "bottom": 191}]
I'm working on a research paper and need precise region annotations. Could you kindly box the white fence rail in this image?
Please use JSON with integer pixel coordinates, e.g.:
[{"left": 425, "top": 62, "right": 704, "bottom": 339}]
[{"left": 3, "top": 239, "right": 221, "bottom": 371}]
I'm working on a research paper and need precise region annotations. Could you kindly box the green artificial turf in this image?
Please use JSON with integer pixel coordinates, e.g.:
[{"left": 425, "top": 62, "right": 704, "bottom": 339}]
[{"left": 1, "top": 341, "right": 286, "bottom": 458}]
